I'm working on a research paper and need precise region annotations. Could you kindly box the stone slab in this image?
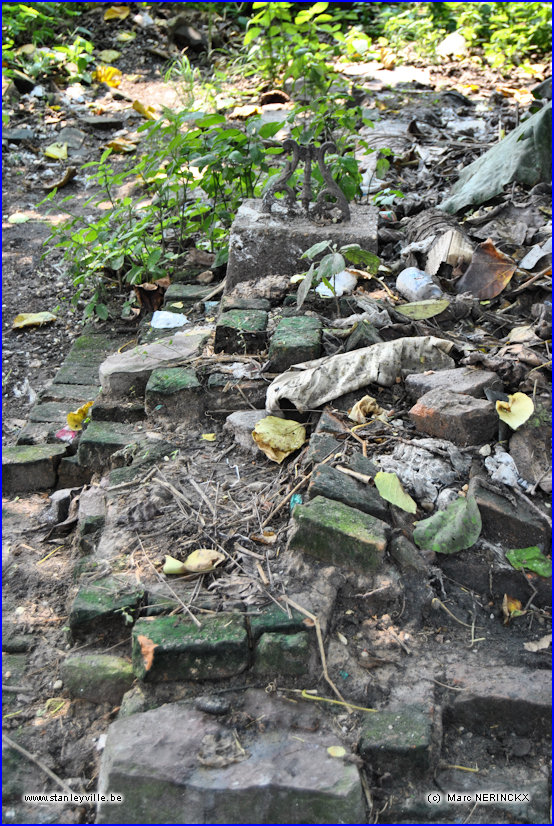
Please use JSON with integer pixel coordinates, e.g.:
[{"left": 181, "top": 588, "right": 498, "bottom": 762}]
[
  {"left": 289, "top": 495, "right": 389, "bottom": 573},
  {"left": 38, "top": 383, "right": 101, "bottom": 403},
  {"left": 90, "top": 399, "right": 146, "bottom": 423},
  {"left": 405, "top": 367, "right": 502, "bottom": 399},
  {"left": 226, "top": 198, "right": 378, "bottom": 290},
  {"left": 444, "top": 663, "right": 551, "bottom": 736},
  {"left": 308, "top": 462, "right": 389, "bottom": 521},
  {"left": 409, "top": 388, "right": 497, "bottom": 445},
  {"left": 2, "top": 444, "right": 66, "bottom": 494},
  {"left": 96, "top": 701, "right": 365, "bottom": 823},
  {"left": 61, "top": 654, "right": 134, "bottom": 705},
  {"left": 15, "top": 422, "right": 59, "bottom": 446},
  {"left": 220, "top": 296, "right": 271, "bottom": 312},
  {"left": 163, "top": 283, "right": 214, "bottom": 304},
  {"left": 57, "top": 455, "right": 93, "bottom": 489},
  {"left": 99, "top": 328, "right": 210, "bottom": 398},
  {"left": 268, "top": 316, "right": 322, "bottom": 372},
  {"left": 145, "top": 367, "right": 203, "bottom": 422},
  {"left": 29, "top": 401, "right": 79, "bottom": 424},
  {"left": 132, "top": 615, "right": 248, "bottom": 682}
]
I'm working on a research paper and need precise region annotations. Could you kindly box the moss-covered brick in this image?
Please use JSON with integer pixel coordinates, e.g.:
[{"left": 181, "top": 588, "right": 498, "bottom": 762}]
[
  {"left": 52, "top": 335, "right": 119, "bottom": 386},
  {"left": 77, "top": 421, "right": 137, "bottom": 472},
  {"left": 29, "top": 401, "right": 76, "bottom": 424},
  {"left": 15, "top": 422, "right": 59, "bottom": 446},
  {"left": 220, "top": 296, "right": 271, "bottom": 312},
  {"left": 90, "top": 399, "right": 145, "bottom": 423},
  {"left": 38, "top": 383, "right": 101, "bottom": 403},
  {"left": 164, "top": 284, "right": 214, "bottom": 304},
  {"left": 289, "top": 495, "right": 389, "bottom": 573},
  {"left": 69, "top": 576, "right": 144, "bottom": 636},
  {"left": 61, "top": 654, "right": 134, "bottom": 705},
  {"left": 57, "top": 455, "right": 93, "bottom": 489},
  {"left": 145, "top": 367, "right": 203, "bottom": 422},
  {"left": 248, "top": 605, "right": 307, "bottom": 641},
  {"left": 132, "top": 615, "right": 248, "bottom": 682},
  {"left": 308, "top": 463, "right": 389, "bottom": 521},
  {"left": 2, "top": 444, "right": 66, "bottom": 494},
  {"left": 358, "top": 704, "right": 438, "bottom": 777},
  {"left": 214, "top": 310, "right": 268, "bottom": 354},
  {"left": 253, "top": 632, "right": 311, "bottom": 676},
  {"left": 268, "top": 316, "right": 322, "bottom": 371},
  {"left": 345, "top": 320, "right": 383, "bottom": 351},
  {"left": 107, "top": 438, "right": 178, "bottom": 487}
]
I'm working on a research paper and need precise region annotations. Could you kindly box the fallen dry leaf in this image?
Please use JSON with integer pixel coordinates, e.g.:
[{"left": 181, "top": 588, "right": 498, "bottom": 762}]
[
  {"left": 13, "top": 312, "right": 56, "bottom": 329},
  {"left": 523, "top": 633, "right": 551, "bottom": 653},
  {"left": 137, "top": 634, "right": 157, "bottom": 671},
  {"left": 104, "top": 5, "right": 130, "bottom": 21},
  {"left": 132, "top": 100, "right": 157, "bottom": 121},
  {"left": 43, "top": 166, "right": 77, "bottom": 192},
  {"left": 348, "top": 395, "right": 386, "bottom": 424},
  {"left": 455, "top": 238, "right": 517, "bottom": 299}
]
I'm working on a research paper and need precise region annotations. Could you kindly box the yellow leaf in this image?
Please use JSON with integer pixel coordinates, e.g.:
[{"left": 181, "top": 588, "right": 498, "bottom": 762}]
[
  {"left": 201, "top": 433, "right": 216, "bottom": 442},
  {"left": 44, "top": 142, "right": 67, "bottom": 160},
  {"left": 105, "top": 138, "right": 137, "bottom": 153},
  {"left": 162, "top": 554, "right": 188, "bottom": 575},
  {"left": 496, "top": 392, "right": 534, "bottom": 430},
  {"left": 104, "top": 5, "right": 130, "bottom": 21},
  {"left": 229, "top": 104, "right": 262, "bottom": 119},
  {"left": 66, "top": 401, "right": 94, "bottom": 431},
  {"left": 250, "top": 530, "right": 277, "bottom": 545},
  {"left": 183, "top": 548, "right": 225, "bottom": 573},
  {"left": 327, "top": 746, "right": 346, "bottom": 758},
  {"left": 132, "top": 99, "right": 157, "bottom": 121},
  {"left": 116, "top": 30, "right": 136, "bottom": 43},
  {"left": 252, "top": 416, "right": 306, "bottom": 464},
  {"left": 92, "top": 65, "right": 122, "bottom": 87},
  {"left": 97, "top": 49, "right": 121, "bottom": 63},
  {"left": 12, "top": 312, "right": 56, "bottom": 329}
]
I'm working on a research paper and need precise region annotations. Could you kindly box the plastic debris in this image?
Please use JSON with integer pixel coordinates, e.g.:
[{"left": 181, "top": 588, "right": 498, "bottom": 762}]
[{"left": 151, "top": 310, "right": 189, "bottom": 329}]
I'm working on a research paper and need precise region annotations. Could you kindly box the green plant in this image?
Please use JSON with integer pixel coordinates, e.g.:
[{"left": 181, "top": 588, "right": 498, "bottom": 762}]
[
  {"left": 295, "top": 240, "right": 380, "bottom": 310},
  {"left": 42, "top": 110, "right": 286, "bottom": 318}
]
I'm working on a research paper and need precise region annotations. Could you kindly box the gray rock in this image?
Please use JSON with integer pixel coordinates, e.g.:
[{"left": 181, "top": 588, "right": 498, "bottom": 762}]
[{"left": 224, "top": 410, "right": 268, "bottom": 452}]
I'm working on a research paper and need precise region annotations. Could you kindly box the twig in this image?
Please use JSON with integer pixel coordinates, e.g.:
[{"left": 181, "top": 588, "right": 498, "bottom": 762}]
[
  {"left": 136, "top": 534, "right": 201, "bottom": 627},
  {"left": 2, "top": 733, "right": 74, "bottom": 795},
  {"left": 280, "top": 595, "right": 353, "bottom": 714},
  {"left": 511, "top": 486, "right": 552, "bottom": 528},
  {"left": 261, "top": 450, "right": 336, "bottom": 528},
  {"left": 335, "top": 465, "right": 373, "bottom": 484},
  {"left": 189, "top": 477, "right": 217, "bottom": 519},
  {"left": 432, "top": 597, "right": 476, "bottom": 629},
  {"left": 2, "top": 684, "right": 29, "bottom": 693}
]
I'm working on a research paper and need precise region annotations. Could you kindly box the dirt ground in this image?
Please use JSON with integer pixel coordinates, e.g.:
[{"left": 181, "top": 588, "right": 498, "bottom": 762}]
[{"left": 2, "top": 5, "right": 551, "bottom": 824}]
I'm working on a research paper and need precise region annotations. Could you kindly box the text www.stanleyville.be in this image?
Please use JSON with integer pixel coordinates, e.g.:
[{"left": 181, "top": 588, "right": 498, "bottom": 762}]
[{"left": 23, "top": 793, "right": 123, "bottom": 805}]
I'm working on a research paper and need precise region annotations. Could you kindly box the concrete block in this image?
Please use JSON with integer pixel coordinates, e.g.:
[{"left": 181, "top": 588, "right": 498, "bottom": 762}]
[
  {"left": 359, "top": 703, "right": 440, "bottom": 777},
  {"left": 99, "top": 328, "right": 210, "bottom": 398},
  {"left": 214, "top": 310, "right": 268, "bottom": 354},
  {"left": 145, "top": 367, "right": 203, "bottom": 422},
  {"left": 308, "top": 462, "right": 389, "bottom": 521},
  {"left": 268, "top": 316, "right": 322, "bottom": 371},
  {"left": 289, "top": 495, "right": 389, "bottom": 573},
  {"left": 444, "top": 663, "right": 551, "bottom": 736},
  {"left": 409, "top": 388, "right": 497, "bottom": 445},
  {"left": 61, "top": 654, "right": 134, "bottom": 705},
  {"left": 2, "top": 444, "right": 66, "bottom": 494},
  {"left": 224, "top": 410, "right": 269, "bottom": 452},
  {"left": 405, "top": 367, "right": 502, "bottom": 399},
  {"left": 131, "top": 615, "right": 248, "bottom": 682},
  {"left": 226, "top": 198, "right": 378, "bottom": 290}
]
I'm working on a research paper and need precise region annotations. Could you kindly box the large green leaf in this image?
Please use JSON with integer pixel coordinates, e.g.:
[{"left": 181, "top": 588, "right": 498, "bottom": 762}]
[
  {"left": 296, "top": 262, "right": 315, "bottom": 309},
  {"left": 302, "top": 240, "right": 331, "bottom": 260},
  {"left": 413, "top": 495, "right": 481, "bottom": 554},
  {"left": 342, "top": 245, "right": 380, "bottom": 272},
  {"left": 318, "top": 252, "right": 345, "bottom": 281},
  {"left": 506, "top": 546, "right": 552, "bottom": 578}
]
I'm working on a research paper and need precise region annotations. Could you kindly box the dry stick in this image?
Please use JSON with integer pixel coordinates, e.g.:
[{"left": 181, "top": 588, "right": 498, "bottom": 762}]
[
  {"left": 335, "top": 464, "right": 373, "bottom": 484},
  {"left": 260, "top": 450, "right": 337, "bottom": 529},
  {"left": 511, "top": 485, "right": 552, "bottom": 528},
  {"left": 189, "top": 477, "right": 217, "bottom": 519},
  {"left": 281, "top": 595, "right": 354, "bottom": 714},
  {"left": 135, "top": 533, "right": 201, "bottom": 627},
  {"left": 3, "top": 733, "right": 74, "bottom": 796}
]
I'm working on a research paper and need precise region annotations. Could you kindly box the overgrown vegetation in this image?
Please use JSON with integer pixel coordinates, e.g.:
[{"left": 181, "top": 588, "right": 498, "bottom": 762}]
[{"left": 3, "top": 1, "right": 550, "bottom": 318}]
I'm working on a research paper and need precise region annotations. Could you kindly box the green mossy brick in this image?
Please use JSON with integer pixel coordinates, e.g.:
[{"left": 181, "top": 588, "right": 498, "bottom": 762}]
[
  {"left": 308, "top": 463, "right": 388, "bottom": 521},
  {"left": 61, "top": 654, "right": 134, "bottom": 705},
  {"left": 220, "top": 296, "right": 271, "bottom": 312},
  {"left": 145, "top": 367, "right": 203, "bottom": 421},
  {"left": 253, "top": 632, "right": 311, "bottom": 676},
  {"left": 2, "top": 444, "right": 66, "bottom": 493},
  {"left": 69, "top": 576, "right": 144, "bottom": 636},
  {"left": 77, "top": 421, "right": 137, "bottom": 471},
  {"left": 248, "top": 605, "right": 306, "bottom": 641},
  {"left": 214, "top": 310, "right": 268, "bottom": 354},
  {"left": 290, "top": 495, "right": 389, "bottom": 573},
  {"left": 268, "top": 316, "right": 322, "bottom": 371},
  {"left": 164, "top": 283, "right": 214, "bottom": 304},
  {"left": 132, "top": 615, "right": 248, "bottom": 682}
]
